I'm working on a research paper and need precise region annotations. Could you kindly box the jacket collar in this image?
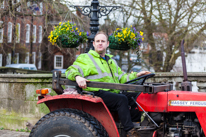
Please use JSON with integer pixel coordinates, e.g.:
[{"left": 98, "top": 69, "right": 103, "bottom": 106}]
[{"left": 88, "top": 50, "right": 113, "bottom": 59}]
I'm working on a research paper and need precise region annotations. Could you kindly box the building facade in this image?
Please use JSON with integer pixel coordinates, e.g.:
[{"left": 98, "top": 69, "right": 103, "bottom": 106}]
[
  {"left": 0, "top": 0, "right": 44, "bottom": 69},
  {"left": 0, "top": 0, "right": 89, "bottom": 71}
]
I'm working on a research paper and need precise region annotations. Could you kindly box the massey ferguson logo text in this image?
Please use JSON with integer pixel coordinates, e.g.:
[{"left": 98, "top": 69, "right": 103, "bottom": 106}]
[{"left": 169, "top": 100, "right": 206, "bottom": 107}]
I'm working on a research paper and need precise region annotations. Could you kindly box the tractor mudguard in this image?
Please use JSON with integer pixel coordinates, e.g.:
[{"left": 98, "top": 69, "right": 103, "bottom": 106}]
[{"left": 37, "top": 94, "right": 120, "bottom": 137}]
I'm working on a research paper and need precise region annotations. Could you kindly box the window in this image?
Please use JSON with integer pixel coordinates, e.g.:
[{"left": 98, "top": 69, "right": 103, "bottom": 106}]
[
  {"left": 27, "top": 1, "right": 30, "bottom": 7},
  {"left": 8, "top": 22, "right": 12, "bottom": 43},
  {"left": 0, "top": 54, "right": 2, "bottom": 67},
  {"left": 16, "top": 23, "right": 20, "bottom": 43},
  {"left": 54, "top": 55, "right": 63, "bottom": 69},
  {"left": 25, "top": 24, "right": 30, "bottom": 43},
  {"left": 1, "top": 1, "right": 4, "bottom": 9},
  {"left": 32, "top": 52, "right": 36, "bottom": 64},
  {"left": 40, "top": 2, "right": 43, "bottom": 15},
  {"left": 15, "top": 53, "right": 19, "bottom": 64},
  {"left": 33, "top": 25, "right": 36, "bottom": 43},
  {"left": 38, "top": 26, "right": 42, "bottom": 43},
  {"left": 16, "top": 0, "right": 21, "bottom": 12},
  {"left": 25, "top": 52, "right": 29, "bottom": 64},
  {"left": 0, "top": 21, "right": 3, "bottom": 43},
  {"left": 6, "top": 53, "right": 11, "bottom": 65},
  {"left": 38, "top": 52, "right": 42, "bottom": 69},
  {"left": 32, "top": 4, "right": 38, "bottom": 15}
]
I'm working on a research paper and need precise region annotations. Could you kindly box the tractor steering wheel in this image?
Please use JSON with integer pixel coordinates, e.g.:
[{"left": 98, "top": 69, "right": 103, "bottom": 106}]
[{"left": 124, "top": 73, "right": 155, "bottom": 85}]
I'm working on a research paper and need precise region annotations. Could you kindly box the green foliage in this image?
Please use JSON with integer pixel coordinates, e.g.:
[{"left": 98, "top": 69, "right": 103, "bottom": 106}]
[
  {"left": 109, "top": 26, "right": 144, "bottom": 50},
  {"left": 16, "top": 127, "right": 30, "bottom": 132},
  {"left": 48, "top": 21, "right": 88, "bottom": 48},
  {"left": 0, "top": 127, "right": 4, "bottom": 130}
]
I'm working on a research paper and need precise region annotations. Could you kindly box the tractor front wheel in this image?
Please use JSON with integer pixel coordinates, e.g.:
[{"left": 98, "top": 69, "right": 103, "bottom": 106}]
[{"left": 29, "top": 108, "right": 108, "bottom": 137}]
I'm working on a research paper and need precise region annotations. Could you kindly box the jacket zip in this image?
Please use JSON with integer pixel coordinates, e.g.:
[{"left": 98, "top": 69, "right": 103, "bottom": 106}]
[
  {"left": 107, "top": 60, "right": 115, "bottom": 79},
  {"left": 100, "top": 58, "right": 115, "bottom": 79}
]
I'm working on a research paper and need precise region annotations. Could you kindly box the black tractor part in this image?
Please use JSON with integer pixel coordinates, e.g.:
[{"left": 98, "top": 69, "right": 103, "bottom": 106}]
[{"left": 29, "top": 108, "right": 108, "bottom": 137}]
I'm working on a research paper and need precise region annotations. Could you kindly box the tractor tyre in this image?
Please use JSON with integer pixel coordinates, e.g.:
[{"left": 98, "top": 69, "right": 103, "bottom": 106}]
[{"left": 29, "top": 108, "right": 108, "bottom": 137}]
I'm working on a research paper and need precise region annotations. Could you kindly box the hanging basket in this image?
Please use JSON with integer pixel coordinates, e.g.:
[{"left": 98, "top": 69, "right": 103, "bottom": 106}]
[
  {"left": 48, "top": 21, "right": 88, "bottom": 48},
  {"left": 56, "top": 34, "right": 79, "bottom": 48},
  {"left": 108, "top": 36, "right": 131, "bottom": 51}
]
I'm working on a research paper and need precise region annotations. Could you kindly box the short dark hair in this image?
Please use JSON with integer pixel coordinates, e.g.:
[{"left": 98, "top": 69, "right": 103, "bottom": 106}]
[{"left": 94, "top": 31, "right": 108, "bottom": 41}]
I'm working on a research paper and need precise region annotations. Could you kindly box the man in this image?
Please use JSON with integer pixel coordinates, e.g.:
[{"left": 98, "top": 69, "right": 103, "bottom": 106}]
[{"left": 66, "top": 32, "right": 151, "bottom": 137}]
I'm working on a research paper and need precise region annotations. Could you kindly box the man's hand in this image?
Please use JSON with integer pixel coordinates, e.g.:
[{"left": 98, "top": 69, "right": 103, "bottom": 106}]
[
  {"left": 136, "top": 71, "right": 151, "bottom": 77},
  {"left": 75, "top": 76, "right": 90, "bottom": 89}
]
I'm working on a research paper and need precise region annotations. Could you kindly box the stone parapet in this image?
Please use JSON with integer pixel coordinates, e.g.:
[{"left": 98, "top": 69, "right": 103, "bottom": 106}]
[{"left": 148, "top": 72, "right": 206, "bottom": 92}]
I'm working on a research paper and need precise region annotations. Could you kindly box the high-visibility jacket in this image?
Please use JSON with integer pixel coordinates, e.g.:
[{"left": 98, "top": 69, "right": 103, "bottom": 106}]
[{"left": 65, "top": 50, "right": 138, "bottom": 93}]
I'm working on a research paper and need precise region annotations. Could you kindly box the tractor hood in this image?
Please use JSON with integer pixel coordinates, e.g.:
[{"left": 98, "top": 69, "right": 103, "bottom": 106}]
[
  {"left": 137, "top": 90, "right": 206, "bottom": 113},
  {"left": 168, "top": 90, "right": 206, "bottom": 112}
]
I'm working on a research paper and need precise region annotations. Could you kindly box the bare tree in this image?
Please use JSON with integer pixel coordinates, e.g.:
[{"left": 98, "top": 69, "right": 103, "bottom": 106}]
[{"left": 103, "top": 0, "right": 206, "bottom": 72}]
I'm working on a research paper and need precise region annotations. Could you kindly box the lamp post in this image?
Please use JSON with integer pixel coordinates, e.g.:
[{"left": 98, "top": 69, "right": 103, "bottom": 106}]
[{"left": 71, "top": 0, "right": 121, "bottom": 53}]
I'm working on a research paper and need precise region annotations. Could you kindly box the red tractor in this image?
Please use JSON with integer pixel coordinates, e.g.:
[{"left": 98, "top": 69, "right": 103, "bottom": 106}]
[{"left": 29, "top": 41, "right": 206, "bottom": 137}]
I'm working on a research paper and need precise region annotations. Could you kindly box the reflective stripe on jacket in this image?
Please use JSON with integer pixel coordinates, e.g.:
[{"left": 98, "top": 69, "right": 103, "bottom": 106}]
[{"left": 65, "top": 50, "right": 138, "bottom": 93}]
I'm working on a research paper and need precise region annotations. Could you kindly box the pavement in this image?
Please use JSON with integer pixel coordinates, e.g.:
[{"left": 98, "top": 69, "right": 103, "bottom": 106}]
[{"left": 0, "top": 130, "right": 29, "bottom": 137}]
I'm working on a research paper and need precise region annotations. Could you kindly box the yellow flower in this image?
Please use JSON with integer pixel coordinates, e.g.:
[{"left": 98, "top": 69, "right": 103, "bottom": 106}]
[
  {"left": 123, "top": 30, "right": 126, "bottom": 35},
  {"left": 142, "top": 37, "right": 144, "bottom": 41},
  {"left": 79, "top": 32, "right": 82, "bottom": 36},
  {"left": 59, "top": 22, "right": 62, "bottom": 25},
  {"left": 130, "top": 33, "right": 135, "bottom": 39},
  {"left": 76, "top": 28, "right": 78, "bottom": 30},
  {"left": 116, "top": 28, "right": 119, "bottom": 31},
  {"left": 140, "top": 31, "right": 143, "bottom": 36},
  {"left": 130, "top": 25, "right": 132, "bottom": 27}
]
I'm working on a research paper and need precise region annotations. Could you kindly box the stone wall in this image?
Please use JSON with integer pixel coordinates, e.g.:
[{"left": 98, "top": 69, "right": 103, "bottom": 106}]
[
  {"left": 0, "top": 72, "right": 206, "bottom": 130},
  {"left": 0, "top": 74, "right": 53, "bottom": 130}
]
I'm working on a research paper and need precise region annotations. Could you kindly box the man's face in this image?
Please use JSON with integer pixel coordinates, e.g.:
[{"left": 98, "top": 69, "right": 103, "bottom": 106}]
[{"left": 93, "top": 34, "right": 109, "bottom": 54}]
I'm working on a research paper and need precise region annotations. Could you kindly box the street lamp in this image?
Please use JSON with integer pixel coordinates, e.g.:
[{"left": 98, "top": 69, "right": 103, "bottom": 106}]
[{"left": 71, "top": 0, "right": 121, "bottom": 53}]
